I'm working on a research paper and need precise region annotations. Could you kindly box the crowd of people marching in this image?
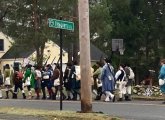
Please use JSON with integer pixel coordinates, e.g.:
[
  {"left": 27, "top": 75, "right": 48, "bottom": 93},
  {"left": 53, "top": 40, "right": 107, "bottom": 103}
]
[{"left": 0, "top": 58, "right": 135, "bottom": 102}]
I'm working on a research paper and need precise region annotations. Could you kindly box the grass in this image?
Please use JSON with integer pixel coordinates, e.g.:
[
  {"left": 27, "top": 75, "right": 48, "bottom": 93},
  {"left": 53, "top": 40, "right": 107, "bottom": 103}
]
[{"left": 0, "top": 107, "right": 121, "bottom": 120}]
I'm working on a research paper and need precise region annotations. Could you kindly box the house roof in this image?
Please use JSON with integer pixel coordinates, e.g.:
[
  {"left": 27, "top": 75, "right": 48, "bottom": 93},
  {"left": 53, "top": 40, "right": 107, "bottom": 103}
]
[
  {"left": 90, "top": 43, "right": 107, "bottom": 61},
  {"left": 1, "top": 41, "right": 107, "bottom": 61},
  {"left": 60, "top": 42, "right": 107, "bottom": 61},
  {"left": 1, "top": 45, "right": 35, "bottom": 59}
]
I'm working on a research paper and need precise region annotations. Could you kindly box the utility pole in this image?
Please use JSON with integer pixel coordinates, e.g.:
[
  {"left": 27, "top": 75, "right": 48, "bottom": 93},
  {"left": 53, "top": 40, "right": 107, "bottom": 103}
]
[{"left": 78, "top": 0, "right": 92, "bottom": 112}]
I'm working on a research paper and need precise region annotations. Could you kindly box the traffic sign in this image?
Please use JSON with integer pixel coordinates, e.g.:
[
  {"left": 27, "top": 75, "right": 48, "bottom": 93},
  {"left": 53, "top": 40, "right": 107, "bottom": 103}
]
[{"left": 48, "top": 18, "right": 74, "bottom": 31}]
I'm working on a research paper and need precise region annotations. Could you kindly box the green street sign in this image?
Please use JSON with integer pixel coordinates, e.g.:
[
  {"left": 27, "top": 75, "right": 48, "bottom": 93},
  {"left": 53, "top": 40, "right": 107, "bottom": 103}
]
[{"left": 48, "top": 18, "right": 74, "bottom": 31}]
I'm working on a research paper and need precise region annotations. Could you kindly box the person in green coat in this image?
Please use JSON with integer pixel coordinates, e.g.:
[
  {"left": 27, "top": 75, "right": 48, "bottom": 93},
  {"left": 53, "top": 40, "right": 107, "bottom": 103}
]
[
  {"left": 93, "top": 61, "right": 103, "bottom": 100},
  {"left": 23, "top": 65, "right": 35, "bottom": 99}
]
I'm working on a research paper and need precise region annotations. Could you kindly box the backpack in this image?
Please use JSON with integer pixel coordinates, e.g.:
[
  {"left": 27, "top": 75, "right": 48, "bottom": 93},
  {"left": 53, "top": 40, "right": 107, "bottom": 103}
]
[
  {"left": 128, "top": 67, "right": 135, "bottom": 79},
  {"left": 0, "top": 75, "right": 3, "bottom": 85},
  {"left": 16, "top": 71, "right": 23, "bottom": 80}
]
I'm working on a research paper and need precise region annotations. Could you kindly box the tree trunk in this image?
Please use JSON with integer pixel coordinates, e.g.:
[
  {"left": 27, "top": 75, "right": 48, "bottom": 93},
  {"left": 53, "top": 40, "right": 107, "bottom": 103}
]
[
  {"left": 36, "top": 42, "right": 45, "bottom": 67},
  {"left": 153, "top": 39, "right": 160, "bottom": 85},
  {"left": 146, "top": 34, "right": 150, "bottom": 63},
  {"left": 73, "top": 1, "right": 80, "bottom": 64},
  {"left": 68, "top": 43, "right": 73, "bottom": 64},
  {"left": 73, "top": 42, "right": 79, "bottom": 64},
  {"left": 33, "top": 0, "right": 45, "bottom": 67}
]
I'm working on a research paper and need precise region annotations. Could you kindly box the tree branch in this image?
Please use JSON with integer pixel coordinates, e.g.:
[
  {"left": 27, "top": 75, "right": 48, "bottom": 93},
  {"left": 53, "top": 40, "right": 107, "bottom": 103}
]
[{"left": 0, "top": 7, "right": 9, "bottom": 22}]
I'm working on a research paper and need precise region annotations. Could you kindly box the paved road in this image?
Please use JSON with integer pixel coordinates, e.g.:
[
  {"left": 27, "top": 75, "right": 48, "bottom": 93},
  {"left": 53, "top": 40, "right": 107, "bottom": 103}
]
[{"left": 0, "top": 99, "right": 165, "bottom": 120}]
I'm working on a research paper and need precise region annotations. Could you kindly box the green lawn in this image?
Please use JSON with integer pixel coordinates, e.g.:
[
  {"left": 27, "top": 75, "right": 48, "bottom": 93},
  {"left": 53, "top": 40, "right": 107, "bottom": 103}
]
[{"left": 0, "top": 107, "right": 121, "bottom": 120}]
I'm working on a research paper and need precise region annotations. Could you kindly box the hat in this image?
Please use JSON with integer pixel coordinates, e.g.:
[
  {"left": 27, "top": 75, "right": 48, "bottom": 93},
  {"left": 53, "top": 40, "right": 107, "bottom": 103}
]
[
  {"left": 46, "top": 64, "right": 51, "bottom": 68},
  {"left": 104, "top": 58, "right": 112, "bottom": 63}
]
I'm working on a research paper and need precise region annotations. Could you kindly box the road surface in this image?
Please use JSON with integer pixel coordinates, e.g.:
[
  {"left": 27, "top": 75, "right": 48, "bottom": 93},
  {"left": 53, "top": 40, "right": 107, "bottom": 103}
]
[{"left": 0, "top": 99, "right": 165, "bottom": 120}]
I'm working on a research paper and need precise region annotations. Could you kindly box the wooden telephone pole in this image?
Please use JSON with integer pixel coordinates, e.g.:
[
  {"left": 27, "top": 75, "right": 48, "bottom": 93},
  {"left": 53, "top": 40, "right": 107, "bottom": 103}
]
[{"left": 78, "top": 0, "right": 92, "bottom": 112}]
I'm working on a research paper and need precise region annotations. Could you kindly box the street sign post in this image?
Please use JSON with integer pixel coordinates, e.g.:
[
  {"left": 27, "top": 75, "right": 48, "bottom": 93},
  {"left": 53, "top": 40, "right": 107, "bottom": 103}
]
[
  {"left": 48, "top": 18, "right": 74, "bottom": 31},
  {"left": 48, "top": 18, "right": 74, "bottom": 111}
]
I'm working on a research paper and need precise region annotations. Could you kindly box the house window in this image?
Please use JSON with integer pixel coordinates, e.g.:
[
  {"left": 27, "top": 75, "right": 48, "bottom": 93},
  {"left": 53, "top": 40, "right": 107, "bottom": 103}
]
[{"left": 0, "top": 39, "right": 4, "bottom": 51}]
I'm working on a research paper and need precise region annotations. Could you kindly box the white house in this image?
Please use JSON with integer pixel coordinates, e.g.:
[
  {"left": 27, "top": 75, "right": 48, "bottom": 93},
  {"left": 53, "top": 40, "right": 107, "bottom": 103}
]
[
  {"left": 28, "top": 40, "right": 68, "bottom": 65},
  {"left": 0, "top": 39, "right": 68, "bottom": 71},
  {"left": 0, "top": 33, "right": 107, "bottom": 71},
  {"left": 0, "top": 32, "right": 13, "bottom": 58},
  {"left": 0, "top": 32, "right": 13, "bottom": 71}
]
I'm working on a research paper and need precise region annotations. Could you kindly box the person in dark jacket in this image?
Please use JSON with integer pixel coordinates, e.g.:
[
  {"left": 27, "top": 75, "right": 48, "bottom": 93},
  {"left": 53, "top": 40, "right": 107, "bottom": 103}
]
[
  {"left": 12, "top": 66, "right": 26, "bottom": 99},
  {"left": 41, "top": 64, "right": 54, "bottom": 99},
  {"left": 63, "top": 63, "right": 72, "bottom": 100},
  {"left": 51, "top": 64, "right": 66, "bottom": 100},
  {"left": 115, "top": 64, "right": 126, "bottom": 101},
  {"left": 69, "top": 61, "right": 81, "bottom": 100}
]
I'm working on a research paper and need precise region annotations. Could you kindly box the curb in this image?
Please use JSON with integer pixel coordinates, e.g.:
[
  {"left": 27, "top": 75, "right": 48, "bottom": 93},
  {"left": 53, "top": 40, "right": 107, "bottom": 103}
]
[{"left": 132, "top": 96, "right": 164, "bottom": 101}]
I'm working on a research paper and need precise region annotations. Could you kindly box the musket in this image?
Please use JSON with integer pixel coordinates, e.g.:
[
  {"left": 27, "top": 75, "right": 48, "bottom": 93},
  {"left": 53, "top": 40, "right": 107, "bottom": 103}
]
[
  {"left": 56, "top": 56, "right": 61, "bottom": 64},
  {"left": 56, "top": 51, "right": 65, "bottom": 65},
  {"left": 51, "top": 56, "right": 56, "bottom": 65},
  {"left": 43, "top": 54, "right": 51, "bottom": 67}
]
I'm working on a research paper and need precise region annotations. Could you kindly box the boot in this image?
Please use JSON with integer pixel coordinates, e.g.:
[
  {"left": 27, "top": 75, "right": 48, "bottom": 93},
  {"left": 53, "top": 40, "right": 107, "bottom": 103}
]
[
  {"left": 62, "top": 93, "right": 66, "bottom": 100},
  {"left": 42, "top": 96, "right": 46, "bottom": 100},
  {"left": 12, "top": 93, "right": 17, "bottom": 99},
  {"left": 118, "top": 98, "right": 123, "bottom": 101},
  {"left": 95, "top": 89, "right": 103, "bottom": 100},
  {"left": 42, "top": 89, "right": 46, "bottom": 100},
  {"left": 47, "top": 91, "right": 52, "bottom": 100},
  {"left": 35, "top": 90, "right": 40, "bottom": 100},
  {"left": 22, "top": 93, "right": 26, "bottom": 99},
  {"left": 126, "top": 94, "right": 132, "bottom": 101},
  {"left": 42, "top": 93, "right": 46, "bottom": 100},
  {"left": 47, "top": 95, "right": 52, "bottom": 100},
  {"left": 95, "top": 95, "right": 101, "bottom": 100},
  {"left": 52, "top": 93, "right": 56, "bottom": 100},
  {"left": 66, "top": 96, "right": 71, "bottom": 100},
  {"left": 48, "top": 89, "right": 54, "bottom": 100},
  {"left": 72, "top": 92, "right": 77, "bottom": 100},
  {"left": 125, "top": 94, "right": 128, "bottom": 101},
  {"left": 5, "top": 91, "right": 9, "bottom": 99}
]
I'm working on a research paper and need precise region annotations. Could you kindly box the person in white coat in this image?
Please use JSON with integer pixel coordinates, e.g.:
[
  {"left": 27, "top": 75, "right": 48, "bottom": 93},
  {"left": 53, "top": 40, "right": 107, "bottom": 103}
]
[
  {"left": 124, "top": 64, "right": 135, "bottom": 101},
  {"left": 115, "top": 64, "right": 126, "bottom": 101}
]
